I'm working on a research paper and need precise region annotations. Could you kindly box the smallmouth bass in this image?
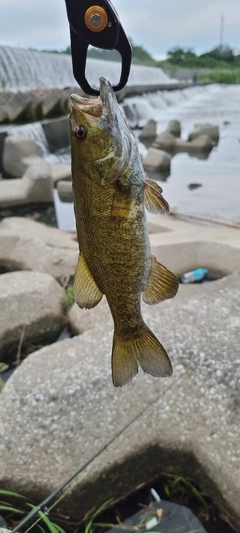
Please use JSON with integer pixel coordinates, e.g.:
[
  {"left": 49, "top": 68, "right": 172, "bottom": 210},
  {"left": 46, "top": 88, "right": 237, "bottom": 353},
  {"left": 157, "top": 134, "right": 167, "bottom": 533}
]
[{"left": 70, "top": 77, "right": 178, "bottom": 387}]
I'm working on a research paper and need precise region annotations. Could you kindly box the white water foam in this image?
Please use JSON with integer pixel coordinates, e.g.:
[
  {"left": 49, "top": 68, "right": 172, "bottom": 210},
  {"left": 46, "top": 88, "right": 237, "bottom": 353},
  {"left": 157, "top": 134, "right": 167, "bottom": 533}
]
[{"left": 0, "top": 45, "right": 173, "bottom": 93}]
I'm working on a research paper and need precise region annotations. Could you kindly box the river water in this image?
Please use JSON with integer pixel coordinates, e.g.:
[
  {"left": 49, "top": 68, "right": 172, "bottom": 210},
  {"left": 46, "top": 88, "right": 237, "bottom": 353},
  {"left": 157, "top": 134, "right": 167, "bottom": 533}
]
[
  {"left": 143, "top": 83, "right": 240, "bottom": 224},
  {"left": 54, "top": 83, "right": 240, "bottom": 230}
]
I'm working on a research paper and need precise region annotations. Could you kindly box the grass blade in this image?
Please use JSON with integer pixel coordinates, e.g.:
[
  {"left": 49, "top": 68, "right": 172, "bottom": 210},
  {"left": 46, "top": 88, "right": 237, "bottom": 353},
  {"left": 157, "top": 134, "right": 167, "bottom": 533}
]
[
  {"left": 0, "top": 504, "right": 22, "bottom": 513},
  {"left": 51, "top": 523, "right": 67, "bottom": 533},
  {"left": 0, "top": 489, "right": 27, "bottom": 499},
  {"left": 37, "top": 512, "right": 59, "bottom": 533}
]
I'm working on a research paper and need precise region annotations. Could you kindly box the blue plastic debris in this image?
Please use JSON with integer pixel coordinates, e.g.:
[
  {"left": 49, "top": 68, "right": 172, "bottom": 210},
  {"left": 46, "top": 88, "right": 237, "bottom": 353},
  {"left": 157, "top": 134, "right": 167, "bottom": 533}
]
[{"left": 180, "top": 268, "right": 209, "bottom": 284}]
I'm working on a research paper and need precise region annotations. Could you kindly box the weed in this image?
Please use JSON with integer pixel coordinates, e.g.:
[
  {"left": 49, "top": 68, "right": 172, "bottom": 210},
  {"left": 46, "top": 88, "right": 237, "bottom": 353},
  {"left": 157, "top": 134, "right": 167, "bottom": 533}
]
[
  {"left": 163, "top": 467, "right": 207, "bottom": 507},
  {"left": 61, "top": 287, "right": 75, "bottom": 313},
  {"left": 0, "top": 489, "right": 66, "bottom": 533}
]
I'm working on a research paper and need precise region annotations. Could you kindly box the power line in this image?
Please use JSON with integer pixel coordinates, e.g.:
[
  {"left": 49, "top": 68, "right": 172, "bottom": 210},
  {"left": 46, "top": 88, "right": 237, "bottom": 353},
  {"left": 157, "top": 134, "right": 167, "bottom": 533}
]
[{"left": 220, "top": 15, "right": 224, "bottom": 48}]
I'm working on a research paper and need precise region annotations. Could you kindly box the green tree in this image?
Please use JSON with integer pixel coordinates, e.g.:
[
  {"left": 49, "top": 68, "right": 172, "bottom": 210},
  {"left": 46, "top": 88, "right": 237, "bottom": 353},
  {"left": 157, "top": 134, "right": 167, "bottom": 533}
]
[
  {"left": 200, "top": 45, "right": 235, "bottom": 64},
  {"left": 166, "top": 47, "right": 197, "bottom": 65},
  {"left": 129, "top": 39, "right": 156, "bottom": 65}
]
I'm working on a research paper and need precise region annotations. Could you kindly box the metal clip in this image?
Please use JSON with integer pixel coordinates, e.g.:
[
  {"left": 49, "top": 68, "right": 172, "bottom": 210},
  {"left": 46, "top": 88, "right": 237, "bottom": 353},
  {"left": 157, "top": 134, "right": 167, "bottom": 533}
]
[{"left": 64, "top": 0, "right": 132, "bottom": 95}]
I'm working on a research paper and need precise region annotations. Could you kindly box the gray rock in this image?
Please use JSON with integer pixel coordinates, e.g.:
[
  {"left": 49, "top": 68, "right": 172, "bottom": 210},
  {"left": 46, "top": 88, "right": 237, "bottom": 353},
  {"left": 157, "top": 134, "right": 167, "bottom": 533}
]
[
  {"left": 0, "top": 159, "right": 54, "bottom": 207},
  {"left": 166, "top": 120, "right": 181, "bottom": 137},
  {"left": 138, "top": 119, "right": 156, "bottom": 141},
  {"left": 188, "top": 123, "right": 219, "bottom": 144},
  {"left": 143, "top": 147, "right": 171, "bottom": 171},
  {"left": 3, "top": 135, "right": 39, "bottom": 178},
  {"left": 0, "top": 273, "right": 240, "bottom": 530},
  {"left": 0, "top": 270, "right": 65, "bottom": 362},
  {"left": 0, "top": 217, "right": 78, "bottom": 280}
]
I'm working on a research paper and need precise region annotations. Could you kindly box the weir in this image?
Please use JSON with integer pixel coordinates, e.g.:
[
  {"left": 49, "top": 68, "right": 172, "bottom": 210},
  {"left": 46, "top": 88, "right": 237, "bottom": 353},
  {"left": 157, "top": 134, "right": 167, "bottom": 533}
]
[{"left": 0, "top": 45, "right": 174, "bottom": 93}]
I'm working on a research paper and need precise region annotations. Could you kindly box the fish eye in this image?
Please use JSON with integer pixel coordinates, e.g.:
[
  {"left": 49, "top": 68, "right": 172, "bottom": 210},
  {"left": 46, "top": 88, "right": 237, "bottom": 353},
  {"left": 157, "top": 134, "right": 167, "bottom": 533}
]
[{"left": 74, "top": 125, "right": 87, "bottom": 140}]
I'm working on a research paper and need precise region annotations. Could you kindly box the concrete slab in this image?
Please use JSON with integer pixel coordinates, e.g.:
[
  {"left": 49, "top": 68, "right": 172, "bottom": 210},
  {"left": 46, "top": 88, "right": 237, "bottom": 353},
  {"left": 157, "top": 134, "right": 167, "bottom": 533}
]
[
  {"left": 50, "top": 164, "right": 72, "bottom": 184},
  {"left": 0, "top": 217, "right": 78, "bottom": 280},
  {"left": 57, "top": 180, "right": 73, "bottom": 202},
  {"left": 0, "top": 160, "right": 53, "bottom": 208},
  {"left": 0, "top": 272, "right": 239, "bottom": 529},
  {"left": 148, "top": 213, "right": 240, "bottom": 249},
  {"left": 0, "top": 270, "right": 65, "bottom": 362}
]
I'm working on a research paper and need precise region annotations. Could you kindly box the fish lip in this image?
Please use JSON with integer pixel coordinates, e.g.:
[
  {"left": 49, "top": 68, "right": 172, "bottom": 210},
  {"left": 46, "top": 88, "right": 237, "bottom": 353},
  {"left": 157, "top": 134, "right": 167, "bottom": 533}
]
[
  {"left": 71, "top": 91, "right": 102, "bottom": 117},
  {"left": 99, "top": 76, "right": 114, "bottom": 103},
  {"left": 71, "top": 77, "right": 112, "bottom": 108}
]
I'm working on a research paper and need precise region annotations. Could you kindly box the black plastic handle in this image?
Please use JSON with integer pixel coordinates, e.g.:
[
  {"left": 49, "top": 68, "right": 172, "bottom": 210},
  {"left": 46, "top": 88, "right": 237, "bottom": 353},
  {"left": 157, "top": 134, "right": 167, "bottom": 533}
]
[{"left": 64, "top": 0, "right": 132, "bottom": 95}]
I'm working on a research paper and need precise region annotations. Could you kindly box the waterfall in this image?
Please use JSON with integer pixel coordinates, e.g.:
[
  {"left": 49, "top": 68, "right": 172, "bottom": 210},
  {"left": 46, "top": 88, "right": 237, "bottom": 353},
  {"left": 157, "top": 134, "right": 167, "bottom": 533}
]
[
  {"left": 0, "top": 45, "right": 173, "bottom": 93},
  {"left": 4, "top": 84, "right": 217, "bottom": 158},
  {"left": 6, "top": 122, "right": 69, "bottom": 163},
  {"left": 7, "top": 123, "right": 50, "bottom": 157},
  {"left": 120, "top": 85, "right": 208, "bottom": 129}
]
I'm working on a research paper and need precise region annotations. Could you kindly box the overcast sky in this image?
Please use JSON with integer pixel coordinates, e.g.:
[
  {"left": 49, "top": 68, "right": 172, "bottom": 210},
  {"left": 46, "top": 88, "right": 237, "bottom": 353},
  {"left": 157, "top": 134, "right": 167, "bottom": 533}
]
[{"left": 0, "top": 0, "right": 239, "bottom": 58}]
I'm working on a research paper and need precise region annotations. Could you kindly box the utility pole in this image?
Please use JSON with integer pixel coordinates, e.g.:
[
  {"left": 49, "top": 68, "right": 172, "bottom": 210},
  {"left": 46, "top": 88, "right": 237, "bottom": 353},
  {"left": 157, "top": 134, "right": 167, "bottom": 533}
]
[{"left": 220, "top": 15, "right": 224, "bottom": 49}]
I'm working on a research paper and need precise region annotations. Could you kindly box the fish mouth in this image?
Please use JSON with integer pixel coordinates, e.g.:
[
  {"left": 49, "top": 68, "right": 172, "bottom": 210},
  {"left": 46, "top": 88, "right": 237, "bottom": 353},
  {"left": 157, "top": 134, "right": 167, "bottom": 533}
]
[{"left": 71, "top": 77, "right": 114, "bottom": 117}]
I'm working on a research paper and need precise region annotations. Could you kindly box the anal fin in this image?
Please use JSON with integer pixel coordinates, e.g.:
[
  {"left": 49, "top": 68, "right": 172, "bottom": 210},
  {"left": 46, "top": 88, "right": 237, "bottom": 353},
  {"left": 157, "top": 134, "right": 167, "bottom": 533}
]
[
  {"left": 73, "top": 252, "right": 103, "bottom": 309},
  {"left": 144, "top": 178, "right": 169, "bottom": 214},
  {"left": 143, "top": 255, "right": 179, "bottom": 305}
]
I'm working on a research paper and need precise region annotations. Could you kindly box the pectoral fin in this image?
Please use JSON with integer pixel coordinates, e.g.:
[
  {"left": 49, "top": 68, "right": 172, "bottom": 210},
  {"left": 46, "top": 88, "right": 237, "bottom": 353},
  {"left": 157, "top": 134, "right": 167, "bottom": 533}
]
[
  {"left": 74, "top": 252, "right": 103, "bottom": 309},
  {"left": 143, "top": 255, "right": 179, "bottom": 305},
  {"left": 144, "top": 179, "right": 169, "bottom": 214}
]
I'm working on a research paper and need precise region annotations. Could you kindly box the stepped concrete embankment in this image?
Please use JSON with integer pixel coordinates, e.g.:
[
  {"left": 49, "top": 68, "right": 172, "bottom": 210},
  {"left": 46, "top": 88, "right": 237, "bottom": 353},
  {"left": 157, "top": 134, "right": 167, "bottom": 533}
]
[
  {"left": 0, "top": 82, "right": 197, "bottom": 126},
  {"left": 0, "top": 213, "right": 239, "bottom": 530}
]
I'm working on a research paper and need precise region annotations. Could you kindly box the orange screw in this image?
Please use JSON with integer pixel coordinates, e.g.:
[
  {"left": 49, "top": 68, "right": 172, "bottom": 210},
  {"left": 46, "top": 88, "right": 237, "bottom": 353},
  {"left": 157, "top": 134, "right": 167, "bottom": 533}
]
[{"left": 84, "top": 6, "right": 108, "bottom": 32}]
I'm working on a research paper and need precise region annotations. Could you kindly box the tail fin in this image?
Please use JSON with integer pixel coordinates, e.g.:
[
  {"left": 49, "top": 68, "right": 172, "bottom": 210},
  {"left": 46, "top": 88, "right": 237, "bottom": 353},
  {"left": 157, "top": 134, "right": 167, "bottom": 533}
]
[{"left": 112, "top": 324, "right": 172, "bottom": 387}]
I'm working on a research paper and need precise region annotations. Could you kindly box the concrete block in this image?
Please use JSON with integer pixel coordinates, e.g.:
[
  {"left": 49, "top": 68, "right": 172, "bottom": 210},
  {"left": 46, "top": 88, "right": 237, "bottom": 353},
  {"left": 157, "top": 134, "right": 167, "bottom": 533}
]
[
  {"left": 153, "top": 132, "right": 177, "bottom": 151},
  {"left": 143, "top": 147, "right": 171, "bottom": 171},
  {"left": 3, "top": 135, "right": 39, "bottom": 178},
  {"left": 0, "top": 270, "right": 65, "bottom": 362},
  {"left": 138, "top": 120, "right": 156, "bottom": 142},
  {"left": 0, "top": 159, "right": 54, "bottom": 207},
  {"left": 188, "top": 123, "right": 219, "bottom": 144},
  {"left": 57, "top": 180, "right": 73, "bottom": 202},
  {"left": 42, "top": 117, "right": 70, "bottom": 151},
  {"left": 0, "top": 217, "right": 78, "bottom": 280},
  {"left": 166, "top": 120, "right": 181, "bottom": 137},
  {"left": 51, "top": 164, "right": 72, "bottom": 184}
]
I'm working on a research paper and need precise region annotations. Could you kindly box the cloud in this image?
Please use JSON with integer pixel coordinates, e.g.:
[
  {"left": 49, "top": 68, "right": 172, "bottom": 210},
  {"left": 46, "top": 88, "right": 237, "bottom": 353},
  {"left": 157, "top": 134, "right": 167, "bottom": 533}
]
[{"left": 0, "top": 0, "right": 239, "bottom": 54}]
